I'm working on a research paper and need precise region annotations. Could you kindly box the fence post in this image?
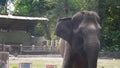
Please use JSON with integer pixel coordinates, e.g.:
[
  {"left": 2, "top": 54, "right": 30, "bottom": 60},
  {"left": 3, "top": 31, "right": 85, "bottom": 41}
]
[
  {"left": 0, "top": 52, "right": 9, "bottom": 68},
  {"left": 55, "top": 40, "right": 59, "bottom": 54},
  {"left": 32, "top": 45, "right": 35, "bottom": 51},
  {"left": 55, "top": 40, "right": 58, "bottom": 47},
  {"left": 20, "top": 44, "right": 23, "bottom": 55},
  {"left": 47, "top": 40, "right": 51, "bottom": 46}
]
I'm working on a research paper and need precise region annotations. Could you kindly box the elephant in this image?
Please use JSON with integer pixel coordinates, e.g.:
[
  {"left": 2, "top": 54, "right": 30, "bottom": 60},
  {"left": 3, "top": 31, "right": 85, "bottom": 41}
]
[
  {"left": 58, "top": 38, "right": 66, "bottom": 57},
  {"left": 55, "top": 11, "right": 101, "bottom": 68}
]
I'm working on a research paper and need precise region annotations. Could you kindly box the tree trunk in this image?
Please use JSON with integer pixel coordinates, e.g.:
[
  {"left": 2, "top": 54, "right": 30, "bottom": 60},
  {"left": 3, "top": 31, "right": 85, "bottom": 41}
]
[
  {"left": 41, "top": 21, "right": 51, "bottom": 40},
  {"left": 65, "top": 0, "right": 68, "bottom": 17}
]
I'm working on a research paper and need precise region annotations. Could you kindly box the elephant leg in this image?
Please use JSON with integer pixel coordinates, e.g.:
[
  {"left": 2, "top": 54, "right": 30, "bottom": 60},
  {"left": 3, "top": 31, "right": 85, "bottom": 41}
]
[
  {"left": 62, "top": 44, "right": 73, "bottom": 68},
  {"left": 58, "top": 38, "right": 66, "bottom": 57},
  {"left": 59, "top": 38, "right": 72, "bottom": 68},
  {"left": 62, "top": 54, "right": 72, "bottom": 68}
]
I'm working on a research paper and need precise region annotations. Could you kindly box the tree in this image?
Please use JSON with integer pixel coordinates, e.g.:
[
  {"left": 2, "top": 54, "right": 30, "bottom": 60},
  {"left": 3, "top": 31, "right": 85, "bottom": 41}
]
[
  {"left": 0, "top": 0, "right": 7, "bottom": 14},
  {"left": 14, "top": 0, "right": 56, "bottom": 40},
  {"left": 98, "top": 0, "right": 120, "bottom": 51}
]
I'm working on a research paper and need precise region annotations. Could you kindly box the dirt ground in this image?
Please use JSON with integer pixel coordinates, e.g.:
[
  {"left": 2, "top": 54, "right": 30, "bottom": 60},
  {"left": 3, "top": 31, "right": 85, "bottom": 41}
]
[{"left": 9, "top": 55, "right": 120, "bottom": 68}]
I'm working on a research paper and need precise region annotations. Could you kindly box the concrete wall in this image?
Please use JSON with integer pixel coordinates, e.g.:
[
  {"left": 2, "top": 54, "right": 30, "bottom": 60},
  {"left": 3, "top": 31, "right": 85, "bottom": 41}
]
[
  {"left": 0, "top": 31, "right": 47, "bottom": 46},
  {"left": 0, "top": 31, "right": 33, "bottom": 46}
]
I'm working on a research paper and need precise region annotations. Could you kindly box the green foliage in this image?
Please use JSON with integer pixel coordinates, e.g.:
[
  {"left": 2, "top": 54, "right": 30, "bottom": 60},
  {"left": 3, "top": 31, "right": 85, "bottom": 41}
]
[
  {"left": 13, "top": 0, "right": 55, "bottom": 39},
  {"left": 102, "top": 45, "right": 120, "bottom": 52},
  {"left": 14, "top": 0, "right": 55, "bottom": 16},
  {"left": 68, "top": 0, "right": 98, "bottom": 13},
  {"left": 99, "top": 0, "right": 120, "bottom": 51},
  {"left": 0, "top": 7, "right": 7, "bottom": 14},
  {"left": 14, "top": 0, "right": 37, "bottom": 16},
  {"left": 35, "top": 23, "right": 45, "bottom": 36}
]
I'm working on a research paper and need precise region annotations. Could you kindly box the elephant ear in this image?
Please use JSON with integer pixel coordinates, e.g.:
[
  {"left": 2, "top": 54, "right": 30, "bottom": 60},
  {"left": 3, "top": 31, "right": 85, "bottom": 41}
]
[{"left": 55, "top": 17, "right": 72, "bottom": 42}]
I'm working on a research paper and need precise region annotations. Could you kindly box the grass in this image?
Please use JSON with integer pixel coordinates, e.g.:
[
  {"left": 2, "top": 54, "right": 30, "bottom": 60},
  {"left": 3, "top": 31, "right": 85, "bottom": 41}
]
[
  {"left": 9, "top": 58, "right": 120, "bottom": 68},
  {"left": 98, "top": 59, "right": 120, "bottom": 68},
  {"left": 9, "top": 57, "right": 62, "bottom": 68}
]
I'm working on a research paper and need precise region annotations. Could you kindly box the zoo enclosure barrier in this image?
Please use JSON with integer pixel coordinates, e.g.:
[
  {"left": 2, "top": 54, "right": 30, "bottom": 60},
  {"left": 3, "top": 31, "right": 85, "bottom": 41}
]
[{"left": 20, "top": 40, "right": 60, "bottom": 55}]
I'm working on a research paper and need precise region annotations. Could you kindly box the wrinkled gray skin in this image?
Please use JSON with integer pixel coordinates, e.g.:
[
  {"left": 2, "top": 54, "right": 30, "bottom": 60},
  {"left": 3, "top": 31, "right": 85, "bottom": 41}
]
[{"left": 55, "top": 11, "right": 101, "bottom": 68}]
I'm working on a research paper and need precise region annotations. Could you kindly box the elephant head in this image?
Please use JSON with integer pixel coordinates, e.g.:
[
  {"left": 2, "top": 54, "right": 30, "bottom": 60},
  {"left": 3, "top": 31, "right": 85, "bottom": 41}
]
[
  {"left": 55, "top": 11, "right": 101, "bottom": 68},
  {"left": 55, "top": 11, "right": 101, "bottom": 45}
]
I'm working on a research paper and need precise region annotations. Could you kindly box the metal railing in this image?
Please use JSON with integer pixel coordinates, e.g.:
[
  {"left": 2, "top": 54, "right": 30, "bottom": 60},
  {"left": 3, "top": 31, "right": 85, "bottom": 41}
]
[{"left": 20, "top": 45, "right": 59, "bottom": 54}]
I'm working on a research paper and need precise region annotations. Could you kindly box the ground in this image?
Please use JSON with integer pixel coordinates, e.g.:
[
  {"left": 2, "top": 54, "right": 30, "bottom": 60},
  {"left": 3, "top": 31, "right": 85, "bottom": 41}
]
[{"left": 9, "top": 56, "right": 120, "bottom": 68}]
